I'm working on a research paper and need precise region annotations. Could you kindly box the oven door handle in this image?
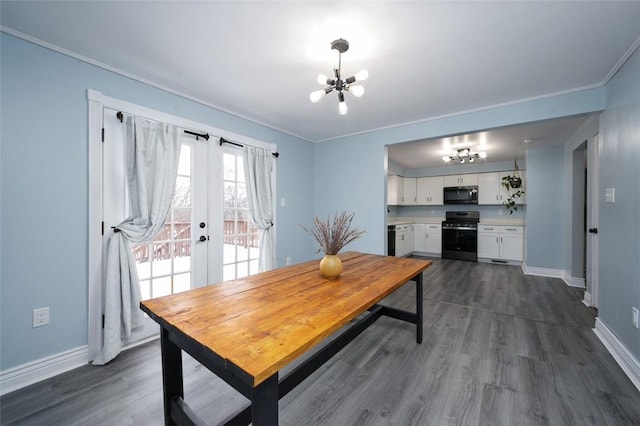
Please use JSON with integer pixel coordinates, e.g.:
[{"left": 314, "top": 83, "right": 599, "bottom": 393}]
[{"left": 442, "top": 226, "right": 477, "bottom": 231}]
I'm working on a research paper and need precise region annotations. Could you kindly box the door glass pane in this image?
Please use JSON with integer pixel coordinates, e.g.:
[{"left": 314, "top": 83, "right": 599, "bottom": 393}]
[
  {"left": 173, "top": 273, "right": 191, "bottom": 294},
  {"left": 222, "top": 149, "right": 260, "bottom": 281},
  {"left": 132, "top": 144, "right": 193, "bottom": 299}
]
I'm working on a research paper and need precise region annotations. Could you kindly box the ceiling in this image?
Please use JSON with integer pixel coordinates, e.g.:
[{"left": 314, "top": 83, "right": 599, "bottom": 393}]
[{"left": 2, "top": 1, "right": 640, "bottom": 149}]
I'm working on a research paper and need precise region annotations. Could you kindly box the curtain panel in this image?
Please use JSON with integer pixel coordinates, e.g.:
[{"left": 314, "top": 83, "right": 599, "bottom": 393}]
[
  {"left": 243, "top": 145, "right": 276, "bottom": 272},
  {"left": 94, "top": 116, "right": 182, "bottom": 365}
]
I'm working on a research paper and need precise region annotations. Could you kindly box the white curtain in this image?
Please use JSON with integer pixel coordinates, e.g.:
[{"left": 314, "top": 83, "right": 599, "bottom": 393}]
[
  {"left": 94, "top": 115, "right": 182, "bottom": 365},
  {"left": 243, "top": 145, "right": 276, "bottom": 272}
]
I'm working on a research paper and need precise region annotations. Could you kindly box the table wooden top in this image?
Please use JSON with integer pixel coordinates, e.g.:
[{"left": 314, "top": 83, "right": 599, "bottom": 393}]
[{"left": 141, "top": 252, "right": 431, "bottom": 386}]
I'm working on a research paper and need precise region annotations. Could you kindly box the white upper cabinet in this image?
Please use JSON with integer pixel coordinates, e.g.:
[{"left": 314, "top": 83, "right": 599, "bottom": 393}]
[
  {"left": 402, "top": 177, "right": 417, "bottom": 205},
  {"left": 478, "top": 172, "right": 508, "bottom": 205},
  {"left": 478, "top": 172, "right": 526, "bottom": 205},
  {"left": 443, "top": 173, "right": 478, "bottom": 187},
  {"left": 416, "top": 176, "right": 444, "bottom": 205},
  {"left": 387, "top": 175, "right": 402, "bottom": 205}
]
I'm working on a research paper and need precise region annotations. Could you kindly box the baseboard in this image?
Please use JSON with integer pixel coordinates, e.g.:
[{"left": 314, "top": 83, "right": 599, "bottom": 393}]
[
  {"left": 522, "top": 263, "right": 586, "bottom": 288},
  {"left": 593, "top": 318, "right": 640, "bottom": 392},
  {"left": 562, "top": 271, "right": 586, "bottom": 288},
  {"left": 0, "top": 346, "right": 88, "bottom": 396},
  {"left": 583, "top": 291, "right": 592, "bottom": 307},
  {"left": 522, "top": 262, "right": 563, "bottom": 278}
]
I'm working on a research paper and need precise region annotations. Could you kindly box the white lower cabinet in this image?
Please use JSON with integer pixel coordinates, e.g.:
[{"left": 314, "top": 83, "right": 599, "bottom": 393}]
[
  {"left": 395, "top": 224, "right": 415, "bottom": 257},
  {"left": 477, "top": 225, "right": 523, "bottom": 261},
  {"left": 414, "top": 223, "right": 441, "bottom": 254}
]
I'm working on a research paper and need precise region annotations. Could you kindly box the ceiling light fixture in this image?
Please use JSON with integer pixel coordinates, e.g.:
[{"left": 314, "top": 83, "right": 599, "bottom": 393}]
[
  {"left": 309, "top": 38, "right": 368, "bottom": 115},
  {"left": 442, "top": 148, "right": 487, "bottom": 163}
]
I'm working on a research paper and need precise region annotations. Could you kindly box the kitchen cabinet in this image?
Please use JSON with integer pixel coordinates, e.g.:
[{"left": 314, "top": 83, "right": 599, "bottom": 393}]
[
  {"left": 478, "top": 172, "right": 526, "bottom": 205},
  {"left": 443, "top": 173, "right": 478, "bottom": 187},
  {"left": 387, "top": 175, "right": 402, "bottom": 205},
  {"left": 414, "top": 223, "right": 442, "bottom": 254},
  {"left": 395, "top": 224, "right": 414, "bottom": 257},
  {"left": 402, "top": 177, "right": 417, "bottom": 205},
  {"left": 416, "top": 176, "right": 444, "bottom": 205},
  {"left": 478, "top": 225, "right": 523, "bottom": 261}
]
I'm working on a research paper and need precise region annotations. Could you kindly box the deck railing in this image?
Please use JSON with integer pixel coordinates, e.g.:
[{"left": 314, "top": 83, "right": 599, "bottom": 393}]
[{"left": 132, "top": 220, "right": 259, "bottom": 263}]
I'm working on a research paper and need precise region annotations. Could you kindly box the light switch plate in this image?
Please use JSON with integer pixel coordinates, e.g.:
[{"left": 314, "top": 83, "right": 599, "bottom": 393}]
[{"left": 605, "top": 188, "right": 615, "bottom": 203}]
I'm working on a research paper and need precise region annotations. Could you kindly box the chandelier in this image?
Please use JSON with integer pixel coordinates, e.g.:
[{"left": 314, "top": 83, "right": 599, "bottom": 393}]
[
  {"left": 309, "top": 38, "right": 368, "bottom": 115},
  {"left": 443, "top": 148, "right": 487, "bottom": 163}
]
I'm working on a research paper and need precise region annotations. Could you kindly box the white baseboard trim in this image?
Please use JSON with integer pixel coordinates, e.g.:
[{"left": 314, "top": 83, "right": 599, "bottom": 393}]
[
  {"left": 562, "top": 271, "right": 586, "bottom": 288},
  {"left": 594, "top": 318, "right": 640, "bottom": 392},
  {"left": 522, "top": 263, "right": 563, "bottom": 278},
  {"left": 583, "top": 291, "right": 593, "bottom": 307},
  {"left": 522, "top": 264, "right": 586, "bottom": 288},
  {"left": 0, "top": 346, "right": 88, "bottom": 396}
]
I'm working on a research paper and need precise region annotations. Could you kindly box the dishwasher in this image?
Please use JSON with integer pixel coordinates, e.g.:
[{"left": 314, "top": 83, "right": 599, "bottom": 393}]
[{"left": 387, "top": 225, "right": 396, "bottom": 256}]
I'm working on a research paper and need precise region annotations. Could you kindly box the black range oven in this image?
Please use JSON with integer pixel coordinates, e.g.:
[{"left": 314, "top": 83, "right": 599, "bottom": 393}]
[{"left": 441, "top": 211, "right": 479, "bottom": 262}]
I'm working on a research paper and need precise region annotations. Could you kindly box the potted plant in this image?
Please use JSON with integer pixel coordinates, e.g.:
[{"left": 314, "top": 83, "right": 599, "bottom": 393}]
[
  {"left": 501, "top": 161, "right": 525, "bottom": 214},
  {"left": 300, "top": 211, "right": 366, "bottom": 279}
]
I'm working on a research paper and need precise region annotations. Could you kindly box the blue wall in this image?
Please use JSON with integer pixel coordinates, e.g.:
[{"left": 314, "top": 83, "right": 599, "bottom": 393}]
[
  {"left": 599, "top": 48, "right": 640, "bottom": 360},
  {"left": 0, "top": 33, "right": 314, "bottom": 370},
  {"left": 525, "top": 146, "right": 565, "bottom": 269},
  {"left": 312, "top": 89, "right": 605, "bottom": 258},
  {"left": 4, "top": 28, "right": 636, "bottom": 375}
]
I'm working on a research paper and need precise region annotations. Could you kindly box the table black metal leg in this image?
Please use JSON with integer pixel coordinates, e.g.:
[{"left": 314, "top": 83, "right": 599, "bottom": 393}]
[
  {"left": 416, "top": 272, "right": 423, "bottom": 344},
  {"left": 251, "top": 374, "right": 279, "bottom": 426},
  {"left": 160, "top": 327, "right": 184, "bottom": 426}
]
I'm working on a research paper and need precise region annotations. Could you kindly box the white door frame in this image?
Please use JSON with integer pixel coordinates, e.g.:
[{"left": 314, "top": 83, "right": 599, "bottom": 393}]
[
  {"left": 586, "top": 133, "right": 600, "bottom": 308},
  {"left": 87, "top": 89, "right": 276, "bottom": 361}
]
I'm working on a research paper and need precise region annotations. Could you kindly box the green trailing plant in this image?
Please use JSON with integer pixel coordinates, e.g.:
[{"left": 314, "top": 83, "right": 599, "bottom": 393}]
[
  {"left": 300, "top": 211, "right": 366, "bottom": 255},
  {"left": 501, "top": 161, "right": 524, "bottom": 215}
]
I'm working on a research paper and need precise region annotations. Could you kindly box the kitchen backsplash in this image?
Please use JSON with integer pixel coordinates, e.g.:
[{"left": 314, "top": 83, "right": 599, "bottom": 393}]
[{"left": 390, "top": 204, "right": 526, "bottom": 221}]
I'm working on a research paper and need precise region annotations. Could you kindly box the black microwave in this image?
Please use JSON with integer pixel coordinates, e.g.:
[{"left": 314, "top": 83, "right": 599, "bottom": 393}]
[{"left": 443, "top": 186, "right": 478, "bottom": 204}]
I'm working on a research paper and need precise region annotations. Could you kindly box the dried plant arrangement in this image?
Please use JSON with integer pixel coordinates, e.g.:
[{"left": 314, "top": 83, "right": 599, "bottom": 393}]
[{"left": 300, "top": 211, "right": 366, "bottom": 255}]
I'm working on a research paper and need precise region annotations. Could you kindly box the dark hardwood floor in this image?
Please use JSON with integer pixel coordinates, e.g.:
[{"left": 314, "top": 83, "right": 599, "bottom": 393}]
[{"left": 2, "top": 258, "right": 639, "bottom": 425}]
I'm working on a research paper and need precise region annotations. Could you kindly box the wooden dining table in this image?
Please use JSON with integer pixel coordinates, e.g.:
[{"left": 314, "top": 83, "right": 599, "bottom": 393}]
[{"left": 140, "top": 251, "right": 432, "bottom": 426}]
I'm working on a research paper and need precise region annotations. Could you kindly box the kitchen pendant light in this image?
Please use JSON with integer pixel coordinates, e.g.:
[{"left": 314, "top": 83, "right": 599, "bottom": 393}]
[
  {"left": 309, "top": 38, "right": 368, "bottom": 115},
  {"left": 442, "top": 148, "right": 487, "bottom": 163}
]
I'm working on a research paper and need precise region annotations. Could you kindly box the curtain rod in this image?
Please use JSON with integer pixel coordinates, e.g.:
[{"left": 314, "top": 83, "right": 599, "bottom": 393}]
[
  {"left": 220, "top": 137, "right": 280, "bottom": 158},
  {"left": 116, "top": 111, "right": 279, "bottom": 157}
]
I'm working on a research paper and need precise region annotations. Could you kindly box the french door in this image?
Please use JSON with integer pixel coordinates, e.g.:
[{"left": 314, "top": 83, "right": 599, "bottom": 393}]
[
  {"left": 88, "top": 91, "right": 274, "bottom": 360},
  {"left": 102, "top": 108, "right": 212, "bottom": 343}
]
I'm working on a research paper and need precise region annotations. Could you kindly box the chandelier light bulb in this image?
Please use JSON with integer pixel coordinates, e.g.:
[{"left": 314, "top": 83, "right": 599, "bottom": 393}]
[
  {"left": 469, "top": 157, "right": 474, "bottom": 163},
  {"left": 349, "top": 85, "right": 365, "bottom": 97},
  {"left": 309, "top": 90, "right": 325, "bottom": 103},
  {"left": 317, "top": 74, "right": 329, "bottom": 85},
  {"left": 479, "top": 152, "right": 487, "bottom": 159},
  {"left": 339, "top": 100, "right": 348, "bottom": 115},
  {"left": 442, "top": 156, "right": 451, "bottom": 162},
  {"left": 460, "top": 158, "right": 465, "bottom": 163},
  {"left": 354, "top": 69, "right": 369, "bottom": 81}
]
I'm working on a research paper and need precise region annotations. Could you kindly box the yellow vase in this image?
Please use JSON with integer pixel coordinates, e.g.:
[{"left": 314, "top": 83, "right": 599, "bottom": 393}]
[{"left": 319, "top": 254, "right": 343, "bottom": 279}]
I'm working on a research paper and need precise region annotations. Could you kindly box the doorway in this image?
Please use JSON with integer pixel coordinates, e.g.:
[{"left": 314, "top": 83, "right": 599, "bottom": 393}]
[
  {"left": 570, "top": 134, "right": 599, "bottom": 307},
  {"left": 585, "top": 134, "right": 600, "bottom": 307}
]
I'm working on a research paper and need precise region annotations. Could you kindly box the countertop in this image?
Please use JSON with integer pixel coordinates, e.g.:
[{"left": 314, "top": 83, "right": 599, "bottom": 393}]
[
  {"left": 388, "top": 217, "right": 525, "bottom": 226},
  {"left": 388, "top": 217, "right": 444, "bottom": 226}
]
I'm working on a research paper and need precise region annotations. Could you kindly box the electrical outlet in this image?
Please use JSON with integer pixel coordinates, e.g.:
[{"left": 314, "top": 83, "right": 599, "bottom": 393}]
[
  {"left": 286, "top": 256, "right": 291, "bottom": 265},
  {"left": 632, "top": 307, "right": 639, "bottom": 329},
  {"left": 33, "top": 307, "right": 50, "bottom": 328}
]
